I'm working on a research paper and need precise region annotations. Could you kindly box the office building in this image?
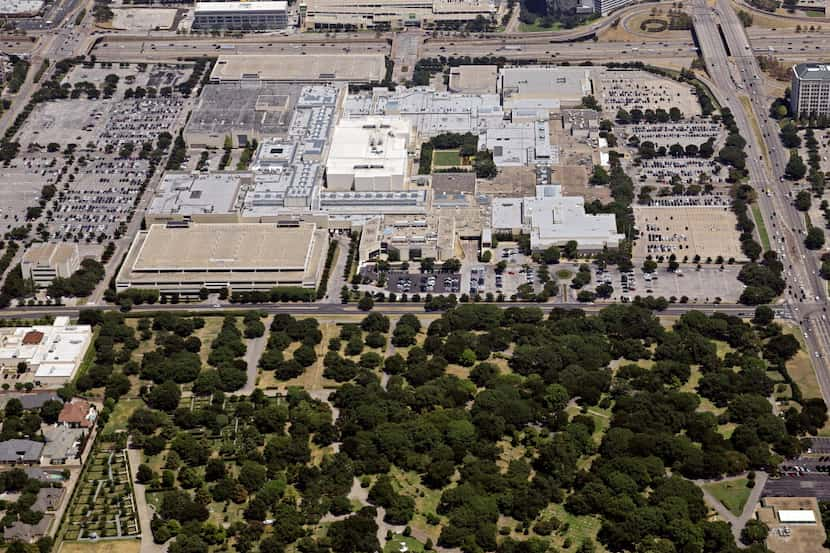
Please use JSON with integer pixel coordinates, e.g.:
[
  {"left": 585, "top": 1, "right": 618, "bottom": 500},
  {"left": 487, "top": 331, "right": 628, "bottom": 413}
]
[
  {"left": 301, "top": 0, "right": 494, "bottom": 30},
  {"left": 116, "top": 222, "right": 328, "bottom": 293},
  {"left": 192, "top": 1, "right": 288, "bottom": 31},
  {"left": 0, "top": 317, "right": 93, "bottom": 387},
  {"left": 325, "top": 117, "right": 412, "bottom": 191},
  {"left": 791, "top": 63, "right": 830, "bottom": 117},
  {"left": 500, "top": 66, "right": 593, "bottom": 110},
  {"left": 592, "top": 0, "right": 635, "bottom": 15},
  {"left": 491, "top": 186, "right": 622, "bottom": 250},
  {"left": 21, "top": 243, "right": 80, "bottom": 287}
]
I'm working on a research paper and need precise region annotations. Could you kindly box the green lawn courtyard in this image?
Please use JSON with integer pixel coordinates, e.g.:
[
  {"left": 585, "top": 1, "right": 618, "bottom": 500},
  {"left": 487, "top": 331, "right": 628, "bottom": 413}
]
[
  {"left": 703, "top": 478, "right": 752, "bottom": 516},
  {"left": 432, "top": 150, "right": 462, "bottom": 167}
]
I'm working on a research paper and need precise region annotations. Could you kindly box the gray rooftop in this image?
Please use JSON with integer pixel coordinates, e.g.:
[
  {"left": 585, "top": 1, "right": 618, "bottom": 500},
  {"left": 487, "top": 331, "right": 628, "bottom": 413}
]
[
  {"left": 41, "top": 426, "right": 85, "bottom": 463},
  {"left": 0, "top": 392, "right": 61, "bottom": 411},
  {"left": 0, "top": 439, "right": 44, "bottom": 463},
  {"left": 32, "top": 487, "right": 64, "bottom": 513},
  {"left": 148, "top": 172, "right": 248, "bottom": 217},
  {"left": 186, "top": 82, "right": 305, "bottom": 137},
  {"left": 793, "top": 63, "right": 830, "bottom": 80},
  {"left": 431, "top": 172, "right": 476, "bottom": 194}
]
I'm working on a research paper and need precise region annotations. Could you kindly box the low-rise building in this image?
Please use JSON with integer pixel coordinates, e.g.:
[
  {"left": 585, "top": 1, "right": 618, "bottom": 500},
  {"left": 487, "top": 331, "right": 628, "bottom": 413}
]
[
  {"left": 21, "top": 243, "right": 80, "bottom": 288},
  {"left": 491, "top": 186, "right": 622, "bottom": 250},
  {"left": 359, "top": 205, "right": 483, "bottom": 263},
  {"left": 42, "top": 426, "right": 85, "bottom": 465},
  {"left": 0, "top": 439, "right": 44, "bottom": 465},
  {"left": 58, "top": 399, "right": 96, "bottom": 429},
  {"left": 0, "top": 392, "right": 61, "bottom": 411},
  {"left": 32, "top": 487, "right": 64, "bottom": 512},
  {"left": 116, "top": 222, "right": 328, "bottom": 294},
  {"left": 301, "top": 0, "right": 494, "bottom": 30},
  {"left": 3, "top": 515, "right": 52, "bottom": 543},
  {"left": 192, "top": 1, "right": 288, "bottom": 31},
  {"left": 0, "top": 317, "right": 93, "bottom": 387},
  {"left": 500, "top": 66, "right": 594, "bottom": 110},
  {"left": 325, "top": 117, "right": 412, "bottom": 191}
]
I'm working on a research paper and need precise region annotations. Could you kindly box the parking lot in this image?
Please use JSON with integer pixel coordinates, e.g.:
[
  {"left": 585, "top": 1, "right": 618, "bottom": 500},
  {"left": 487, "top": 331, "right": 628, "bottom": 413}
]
[
  {"left": 633, "top": 201, "right": 746, "bottom": 262},
  {"left": 765, "top": 457, "right": 830, "bottom": 500},
  {"left": 387, "top": 271, "right": 461, "bottom": 295},
  {"left": 636, "top": 158, "right": 725, "bottom": 185},
  {"left": 627, "top": 121, "right": 721, "bottom": 148},
  {"left": 5, "top": 61, "right": 194, "bottom": 243},
  {"left": 598, "top": 71, "right": 702, "bottom": 115},
  {"left": 596, "top": 264, "right": 745, "bottom": 303}
]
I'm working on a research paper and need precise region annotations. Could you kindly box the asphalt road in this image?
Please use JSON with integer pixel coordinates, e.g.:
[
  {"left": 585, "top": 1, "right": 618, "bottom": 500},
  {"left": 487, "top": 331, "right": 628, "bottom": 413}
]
[
  {"left": 0, "top": 301, "right": 769, "bottom": 320},
  {"left": 692, "top": 0, "right": 830, "bottom": 409}
]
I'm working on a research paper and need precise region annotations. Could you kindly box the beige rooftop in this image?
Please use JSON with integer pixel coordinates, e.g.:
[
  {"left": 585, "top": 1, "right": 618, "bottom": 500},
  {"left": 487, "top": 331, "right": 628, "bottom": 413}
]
[
  {"left": 210, "top": 54, "right": 387, "bottom": 83},
  {"left": 134, "top": 223, "right": 315, "bottom": 271}
]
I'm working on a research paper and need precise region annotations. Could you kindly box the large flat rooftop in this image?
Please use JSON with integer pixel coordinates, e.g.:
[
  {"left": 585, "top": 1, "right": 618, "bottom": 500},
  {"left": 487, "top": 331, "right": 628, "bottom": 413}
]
[
  {"left": 195, "top": 1, "right": 287, "bottom": 12},
  {"left": 117, "top": 222, "right": 328, "bottom": 291},
  {"left": 186, "top": 82, "right": 303, "bottom": 138},
  {"left": 210, "top": 54, "right": 387, "bottom": 83},
  {"left": 147, "top": 172, "right": 248, "bottom": 220},
  {"left": 134, "top": 223, "right": 315, "bottom": 271}
]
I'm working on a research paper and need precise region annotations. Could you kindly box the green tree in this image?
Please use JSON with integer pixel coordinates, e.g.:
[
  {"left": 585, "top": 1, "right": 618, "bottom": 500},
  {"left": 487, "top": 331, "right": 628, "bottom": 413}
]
[{"left": 805, "top": 227, "right": 825, "bottom": 250}]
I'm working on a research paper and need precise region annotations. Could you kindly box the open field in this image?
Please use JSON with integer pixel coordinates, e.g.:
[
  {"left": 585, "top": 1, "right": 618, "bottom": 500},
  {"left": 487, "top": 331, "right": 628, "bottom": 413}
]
[
  {"left": 384, "top": 535, "right": 424, "bottom": 553},
  {"left": 59, "top": 539, "right": 141, "bottom": 553},
  {"left": 103, "top": 398, "right": 143, "bottom": 434},
  {"left": 703, "top": 478, "right": 751, "bottom": 516}
]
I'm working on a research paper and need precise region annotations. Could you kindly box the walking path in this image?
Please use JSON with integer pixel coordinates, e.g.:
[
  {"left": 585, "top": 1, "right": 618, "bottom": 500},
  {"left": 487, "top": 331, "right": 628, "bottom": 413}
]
[
  {"left": 238, "top": 317, "right": 270, "bottom": 395},
  {"left": 127, "top": 447, "right": 169, "bottom": 553},
  {"left": 696, "top": 472, "right": 768, "bottom": 543}
]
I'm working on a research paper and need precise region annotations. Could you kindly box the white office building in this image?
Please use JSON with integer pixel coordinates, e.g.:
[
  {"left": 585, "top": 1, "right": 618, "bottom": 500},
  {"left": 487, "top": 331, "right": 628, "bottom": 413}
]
[
  {"left": 791, "top": 63, "right": 830, "bottom": 117},
  {"left": 21, "top": 243, "right": 80, "bottom": 287},
  {"left": 192, "top": 1, "right": 288, "bottom": 30},
  {"left": 325, "top": 117, "right": 411, "bottom": 192},
  {"left": 492, "top": 186, "right": 623, "bottom": 250},
  {"left": 593, "top": 0, "right": 635, "bottom": 15}
]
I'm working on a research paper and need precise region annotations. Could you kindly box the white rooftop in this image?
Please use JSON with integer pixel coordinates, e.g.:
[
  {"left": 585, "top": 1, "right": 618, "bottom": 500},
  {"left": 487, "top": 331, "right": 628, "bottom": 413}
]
[
  {"left": 326, "top": 117, "right": 410, "bottom": 187},
  {"left": 778, "top": 510, "right": 817, "bottom": 523},
  {"left": 491, "top": 186, "right": 622, "bottom": 250},
  {"left": 195, "top": 1, "right": 287, "bottom": 12},
  {"left": 0, "top": 320, "right": 92, "bottom": 383}
]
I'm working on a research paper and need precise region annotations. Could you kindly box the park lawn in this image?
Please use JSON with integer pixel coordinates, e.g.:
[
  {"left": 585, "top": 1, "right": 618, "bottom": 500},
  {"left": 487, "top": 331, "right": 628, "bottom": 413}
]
[
  {"left": 391, "top": 467, "right": 444, "bottom": 541},
  {"left": 432, "top": 149, "right": 462, "bottom": 167},
  {"left": 59, "top": 539, "right": 141, "bottom": 553},
  {"left": 519, "top": 18, "right": 562, "bottom": 32},
  {"left": 384, "top": 535, "right": 424, "bottom": 553},
  {"left": 261, "top": 322, "right": 340, "bottom": 391},
  {"left": 194, "top": 316, "right": 226, "bottom": 365},
  {"left": 702, "top": 478, "right": 752, "bottom": 516},
  {"left": 103, "top": 398, "right": 143, "bottom": 433},
  {"left": 544, "top": 502, "right": 605, "bottom": 552},
  {"left": 805, "top": 9, "right": 824, "bottom": 16}
]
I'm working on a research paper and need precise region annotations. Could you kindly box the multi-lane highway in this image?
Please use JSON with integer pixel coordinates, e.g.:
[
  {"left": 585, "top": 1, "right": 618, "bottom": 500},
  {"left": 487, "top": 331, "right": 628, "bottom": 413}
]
[{"left": 691, "top": 0, "right": 830, "bottom": 405}]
